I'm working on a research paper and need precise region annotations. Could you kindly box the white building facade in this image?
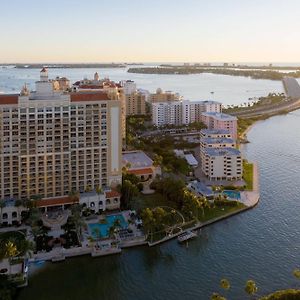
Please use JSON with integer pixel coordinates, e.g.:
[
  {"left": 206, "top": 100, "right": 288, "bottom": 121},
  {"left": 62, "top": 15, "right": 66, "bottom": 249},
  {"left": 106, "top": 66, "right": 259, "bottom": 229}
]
[
  {"left": 152, "top": 100, "right": 222, "bottom": 127},
  {"left": 201, "top": 148, "right": 243, "bottom": 181}
]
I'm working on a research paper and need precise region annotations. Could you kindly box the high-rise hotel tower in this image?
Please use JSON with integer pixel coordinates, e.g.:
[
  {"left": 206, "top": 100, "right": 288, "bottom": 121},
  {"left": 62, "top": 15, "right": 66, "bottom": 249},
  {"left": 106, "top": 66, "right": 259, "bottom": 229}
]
[{"left": 0, "top": 69, "right": 122, "bottom": 201}]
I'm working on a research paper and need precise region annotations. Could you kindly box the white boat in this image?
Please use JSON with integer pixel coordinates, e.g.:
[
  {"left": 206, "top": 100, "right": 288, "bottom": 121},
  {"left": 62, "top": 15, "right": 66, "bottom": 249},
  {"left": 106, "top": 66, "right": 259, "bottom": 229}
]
[{"left": 177, "top": 230, "right": 197, "bottom": 243}]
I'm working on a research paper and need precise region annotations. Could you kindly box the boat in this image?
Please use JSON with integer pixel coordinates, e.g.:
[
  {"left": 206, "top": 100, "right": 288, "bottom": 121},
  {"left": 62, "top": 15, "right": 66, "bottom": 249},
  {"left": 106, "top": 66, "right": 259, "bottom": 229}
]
[{"left": 177, "top": 231, "right": 197, "bottom": 243}]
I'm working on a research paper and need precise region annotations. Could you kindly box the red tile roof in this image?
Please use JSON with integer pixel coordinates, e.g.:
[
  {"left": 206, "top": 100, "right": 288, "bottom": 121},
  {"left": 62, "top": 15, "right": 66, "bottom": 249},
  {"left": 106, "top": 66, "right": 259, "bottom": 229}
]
[
  {"left": 0, "top": 94, "right": 19, "bottom": 105},
  {"left": 70, "top": 92, "right": 110, "bottom": 102},
  {"left": 105, "top": 190, "right": 121, "bottom": 198},
  {"left": 127, "top": 168, "right": 153, "bottom": 175},
  {"left": 78, "top": 84, "right": 103, "bottom": 89},
  {"left": 36, "top": 196, "right": 78, "bottom": 207}
]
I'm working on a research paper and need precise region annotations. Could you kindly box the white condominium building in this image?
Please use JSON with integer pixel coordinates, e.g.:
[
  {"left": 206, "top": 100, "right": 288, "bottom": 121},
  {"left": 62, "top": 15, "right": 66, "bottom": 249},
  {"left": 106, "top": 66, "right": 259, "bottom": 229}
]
[
  {"left": 200, "top": 129, "right": 233, "bottom": 139},
  {"left": 200, "top": 137, "right": 236, "bottom": 151},
  {"left": 201, "top": 148, "right": 243, "bottom": 181},
  {"left": 190, "top": 101, "right": 222, "bottom": 122},
  {"left": 152, "top": 100, "right": 222, "bottom": 127},
  {"left": 0, "top": 69, "right": 122, "bottom": 201},
  {"left": 200, "top": 112, "right": 238, "bottom": 139}
]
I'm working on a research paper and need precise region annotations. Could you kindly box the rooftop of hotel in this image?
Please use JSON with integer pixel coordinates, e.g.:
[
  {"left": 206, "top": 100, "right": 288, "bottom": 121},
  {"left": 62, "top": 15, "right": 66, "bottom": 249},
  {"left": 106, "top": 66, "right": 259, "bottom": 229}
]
[
  {"left": 122, "top": 151, "right": 153, "bottom": 169},
  {"left": 201, "top": 137, "right": 236, "bottom": 144},
  {"left": 201, "top": 112, "right": 237, "bottom": 121},
  {"left": 204, "top": 147, "right": 241, "bottom": 157}
]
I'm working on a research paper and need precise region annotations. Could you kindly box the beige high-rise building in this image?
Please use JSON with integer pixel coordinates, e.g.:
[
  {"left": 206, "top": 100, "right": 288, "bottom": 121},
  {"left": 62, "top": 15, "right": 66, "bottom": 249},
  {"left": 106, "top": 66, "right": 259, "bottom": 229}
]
[
  {"left": 72, "top": 73, "right": 126, "bottom": 140},
  {"left": 149, "top": 88, "right": 181, "bottom": 103},
  {"left": 0, "top": 69, "right": 122, "bottom": 201},
  {"left": 126, "top": 92, "right": 146, "bottom": 116}
]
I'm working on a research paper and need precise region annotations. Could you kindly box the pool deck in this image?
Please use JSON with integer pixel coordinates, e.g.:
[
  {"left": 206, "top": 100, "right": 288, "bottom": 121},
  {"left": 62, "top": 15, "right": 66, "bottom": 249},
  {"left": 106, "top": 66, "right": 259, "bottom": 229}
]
[{"left": 26, "top": 164, "right": 260, "bottom": 264}]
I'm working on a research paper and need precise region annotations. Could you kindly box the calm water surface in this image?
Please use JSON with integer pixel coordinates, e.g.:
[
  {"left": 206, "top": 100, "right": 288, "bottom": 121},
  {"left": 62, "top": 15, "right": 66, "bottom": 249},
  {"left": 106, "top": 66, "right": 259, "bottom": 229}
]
[
  {"left": 16, "top": 111, "right": 300, "bottom": 300},
  {"left": 0, "top": 67, "right": 283, "bottom": 106}
]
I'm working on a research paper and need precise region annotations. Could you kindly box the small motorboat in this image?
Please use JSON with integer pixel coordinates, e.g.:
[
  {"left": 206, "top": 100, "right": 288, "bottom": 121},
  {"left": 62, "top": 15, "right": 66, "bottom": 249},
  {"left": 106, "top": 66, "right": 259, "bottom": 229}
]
[{"left": 177, "top": 230, "right": 197, "bottom": 243}]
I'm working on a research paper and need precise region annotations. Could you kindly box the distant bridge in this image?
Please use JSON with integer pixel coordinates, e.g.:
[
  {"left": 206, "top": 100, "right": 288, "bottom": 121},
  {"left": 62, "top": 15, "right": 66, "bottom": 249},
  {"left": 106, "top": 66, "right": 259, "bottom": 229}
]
[
  {"left": 282, "top": 77, "right": 300, "bottom": 99},
  {"left": 228, "top": 77, "right": 300, "bottom": 119}
]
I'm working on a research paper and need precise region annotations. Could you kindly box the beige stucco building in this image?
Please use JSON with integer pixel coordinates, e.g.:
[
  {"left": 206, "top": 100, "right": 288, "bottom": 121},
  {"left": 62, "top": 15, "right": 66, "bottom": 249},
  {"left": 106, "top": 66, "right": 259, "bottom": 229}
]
[
  {"left": 125, "top": 92, "right": 146, "bottom": 116},
  {"left": 0, "top": 69, "right": 122, "bottom": 203}
]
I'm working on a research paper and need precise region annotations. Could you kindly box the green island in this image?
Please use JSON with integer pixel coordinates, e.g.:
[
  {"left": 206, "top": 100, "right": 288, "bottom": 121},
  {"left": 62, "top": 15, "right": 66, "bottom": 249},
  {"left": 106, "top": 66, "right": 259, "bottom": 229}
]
[{"left": 127, "top": 66, "right": 300, "bottom": 80}]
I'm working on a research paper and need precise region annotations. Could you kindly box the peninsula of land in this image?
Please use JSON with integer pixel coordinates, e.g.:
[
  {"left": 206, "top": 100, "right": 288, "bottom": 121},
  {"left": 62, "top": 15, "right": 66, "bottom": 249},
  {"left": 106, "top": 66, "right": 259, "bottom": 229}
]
[{"left": 128, "top": 65, "right": 300, "bottom": 81}]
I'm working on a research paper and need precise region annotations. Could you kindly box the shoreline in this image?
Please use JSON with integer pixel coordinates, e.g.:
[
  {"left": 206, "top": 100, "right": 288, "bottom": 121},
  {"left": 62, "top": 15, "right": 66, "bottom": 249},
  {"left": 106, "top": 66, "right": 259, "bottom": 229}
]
[{"left": 148, "top": 163, "right": 260, "bottom": 247}]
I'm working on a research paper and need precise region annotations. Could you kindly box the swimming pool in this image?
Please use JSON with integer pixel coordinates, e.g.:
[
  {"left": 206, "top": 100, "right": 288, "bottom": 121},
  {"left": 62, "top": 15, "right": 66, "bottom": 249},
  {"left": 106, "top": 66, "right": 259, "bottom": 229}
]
[
  {"left": 88, "top": 214, "right": 128, "bottom": 239},
  {"left": 223, "top": 190, "right": 241, "bottom": 200}
]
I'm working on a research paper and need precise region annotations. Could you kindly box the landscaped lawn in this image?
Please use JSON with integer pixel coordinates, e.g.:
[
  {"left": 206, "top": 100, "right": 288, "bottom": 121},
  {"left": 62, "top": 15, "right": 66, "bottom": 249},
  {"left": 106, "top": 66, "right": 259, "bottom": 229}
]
[
  {"left": 243, "top": 160, "right": 254, "bottom": 190},
  {"left": 131, "top": 192, "right": 178, "bottom": 212},
  {"left": 198, "top": 202, "right": 246, "bottom": 223}
]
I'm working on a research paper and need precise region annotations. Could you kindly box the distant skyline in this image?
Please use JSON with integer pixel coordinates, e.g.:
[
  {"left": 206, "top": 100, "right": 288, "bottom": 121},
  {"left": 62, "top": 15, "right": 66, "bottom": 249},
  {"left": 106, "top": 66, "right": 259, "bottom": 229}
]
[{"left": 1, "top": 0, "right": 300, "bottom": 63}]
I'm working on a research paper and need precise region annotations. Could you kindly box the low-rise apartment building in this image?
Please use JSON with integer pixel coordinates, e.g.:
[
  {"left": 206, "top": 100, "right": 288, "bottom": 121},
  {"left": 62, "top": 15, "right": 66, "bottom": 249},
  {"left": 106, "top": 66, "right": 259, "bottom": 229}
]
[
  {"left": 200, "top": 112, "right": 238, "bottom": 139},
  {"left": 201, "top": 148, "right": 243, "bottom": 181}
]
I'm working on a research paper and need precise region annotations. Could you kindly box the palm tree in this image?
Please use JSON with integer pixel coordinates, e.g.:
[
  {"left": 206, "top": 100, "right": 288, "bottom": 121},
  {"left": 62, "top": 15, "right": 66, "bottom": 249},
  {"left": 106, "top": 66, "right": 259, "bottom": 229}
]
[
  {"left": 293, "top": 269, "right": 300, "bottom": 286},
  {"left": 0, "top": 200, "right": 5, "bottom": 218},
  {"left": 108, "top": 225, "right": 116, "bottom": 239},
  {"left": 69, "top": 190, "right": 79, "bottom": 204},
  {"left": 245, "top": 280, "right": 258, "bottom": 298},
  {"left": 220, "top": 278, "right": 230, "bottom": 290},
  {"left": 294, "top": 268, "right": 300, "bottom": 277},
  {"left": 92, "top": 228, "right": 102, "bottom": 240},
  {"left": 96, "top": 186, "right": 103, "bottom": 195},
  {"left": 211, "top": 293, "right": 226, "bottom": 300},
  {"left": 5, "top": 240, "right": 19, "bottom": 275}
]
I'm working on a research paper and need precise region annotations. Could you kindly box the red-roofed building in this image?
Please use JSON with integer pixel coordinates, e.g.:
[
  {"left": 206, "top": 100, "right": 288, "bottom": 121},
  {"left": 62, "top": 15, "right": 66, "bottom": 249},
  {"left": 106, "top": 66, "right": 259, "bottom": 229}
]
[
  {"left": 122, "top": 151, "right": 161, "bottom": 193},
  {"left": 0, "top": 94, "right": 19, "bottom": 105},
  {"left": 70, "top": 91, "right": 110, "bottom": 102},
  {"left": 35, "top": 189, "right": 121, "bottom": 212}
]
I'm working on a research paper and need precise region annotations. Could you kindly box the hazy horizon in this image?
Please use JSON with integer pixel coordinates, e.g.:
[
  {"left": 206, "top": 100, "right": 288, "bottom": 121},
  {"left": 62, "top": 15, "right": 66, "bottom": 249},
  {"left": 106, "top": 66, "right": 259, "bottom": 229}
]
[{"left": 1, "top": 0, "right": 300, "bottom": 63}]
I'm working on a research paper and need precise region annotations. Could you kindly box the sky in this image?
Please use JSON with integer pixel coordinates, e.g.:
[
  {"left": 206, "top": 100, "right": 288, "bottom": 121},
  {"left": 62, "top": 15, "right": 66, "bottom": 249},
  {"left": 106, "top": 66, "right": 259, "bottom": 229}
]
[{"left": 1, "top": 0, "right": 300, "bottom": 63}]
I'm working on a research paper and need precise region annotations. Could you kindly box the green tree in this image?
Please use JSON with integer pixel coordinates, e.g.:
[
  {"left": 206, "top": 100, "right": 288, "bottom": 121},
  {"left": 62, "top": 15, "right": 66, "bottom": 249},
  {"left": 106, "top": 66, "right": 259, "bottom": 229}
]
[
  {"left": 211, "top": 292, "right": 227, "bottom": 300},
  {"left": 245, "top": 280, "right": 258, "bottom": 297},
  {"left": 108, "top": 225, "right": 116, "bottom": 239},
  {"left": 4, "top": 241, "right": 19, "bottom": 275},
  {"left": 0, "top": 275, "right": 16, "bottom": 300},
  {"left": 182, "top": 189, "right": 202, "bottom": 220},
  {"left": 96, "top": 186, "right": 103, "bottom": 195},
  {"left": 69, "top": 190, "right": 80, "bottom": 204},
  {"left": 220, "top": 278, "right": 231, "bottom": 290},
  {"left": 153, "top": 154, "right": 163, "bottom": 167},
  {"left": 293, "top": 269, "right": 300, "bottom": 280},
  {"left": 121, "top": 180, "right": 139, "bottom": 208},
  {"left": 141, "top": 208, "right": 155, "bottom": 234},
  {"left": 92, "top": 228, "right": 102, "bottom": 240}
]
